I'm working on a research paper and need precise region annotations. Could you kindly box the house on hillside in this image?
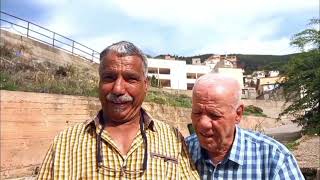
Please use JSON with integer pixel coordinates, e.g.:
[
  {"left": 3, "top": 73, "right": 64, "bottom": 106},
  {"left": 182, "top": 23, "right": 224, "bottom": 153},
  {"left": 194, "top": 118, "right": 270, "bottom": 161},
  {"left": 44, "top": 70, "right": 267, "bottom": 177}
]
[
  {"left": 242, "top": 87, "right": 257, "bottom": 99},
  {"left": 243, "top": 75, "right": 255, "bottom": 87},
  {"left": 203, "top": 54, "right": 239, "bottom": 70},
  {"left": 191, "top": 58, "right": 201, "bottom": 65},
  {"left": 219, "top": 55, "right": 238, "bottom": 68},
  {"left": 252, "top": 70, "right": 266, "bottom": 78},
  {"left": 267, "top": 70, "right": 280, "bottom": 77},
  {"left": 256, "top": 76, "right": 285, "bottom": 97},
  {"left": 164, "top": 55, "right": 176, "bottom": 60}
]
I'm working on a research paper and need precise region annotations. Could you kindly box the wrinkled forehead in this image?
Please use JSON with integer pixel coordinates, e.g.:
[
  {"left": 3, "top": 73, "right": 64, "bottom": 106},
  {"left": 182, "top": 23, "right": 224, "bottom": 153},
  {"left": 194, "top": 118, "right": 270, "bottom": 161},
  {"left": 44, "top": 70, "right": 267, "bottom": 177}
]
[
  {"left": 193, "top": 79, "right": 235, "bottom": 103},
  {"left": 193, "top": 83, "right": 223, "bottom": 98},
  {"left": 101, "top": 52, "right": 142, "bottom": 65},
  {"left": 104, "top": 50, "right": 138, "bottom": 59}
]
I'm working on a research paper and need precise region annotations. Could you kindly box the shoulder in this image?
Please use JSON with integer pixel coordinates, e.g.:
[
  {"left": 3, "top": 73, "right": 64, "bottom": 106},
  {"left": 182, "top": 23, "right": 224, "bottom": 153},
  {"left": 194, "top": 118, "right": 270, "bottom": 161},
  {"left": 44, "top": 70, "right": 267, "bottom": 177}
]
[
  {"left": 150, "top": 119, "right": 186, "bottom": 144},
  {"left": 185, "top": 133, "right": 199, "bottom": 146},
  {"left": 52, "top": 120, "right": 91, "bottom": 145},
  {"left": 241, "top": 128, "right": 292, "bottom": 155},
  {"left": 185, "top": 133, "right": 200, "bottom": 152},
  {"left": 184, "top": 134, "right": 201, "bottom": 163},
  {"left": 237, "top": 128, "right": 303, "bottom": 178},
  {"left": 152, "top": 119, "right": 180, "bottom": 135}
]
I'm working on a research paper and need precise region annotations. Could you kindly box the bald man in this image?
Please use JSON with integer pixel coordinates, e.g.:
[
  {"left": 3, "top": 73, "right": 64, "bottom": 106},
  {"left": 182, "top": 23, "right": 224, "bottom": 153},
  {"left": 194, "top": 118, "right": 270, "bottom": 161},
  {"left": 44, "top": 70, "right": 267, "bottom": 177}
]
[{"left": 186, "top": 73, "right": 304, "bottom": 180}]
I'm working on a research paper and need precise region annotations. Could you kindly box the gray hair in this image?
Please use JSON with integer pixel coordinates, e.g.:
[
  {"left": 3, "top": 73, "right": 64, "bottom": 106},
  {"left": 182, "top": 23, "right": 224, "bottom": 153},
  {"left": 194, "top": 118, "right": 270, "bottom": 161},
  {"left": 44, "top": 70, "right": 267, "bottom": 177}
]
[
  {"left": 99, "top": 41, "right": 148, "bottom": 77},
  {"left": 193, "top": 73, "right": 242, "bottom": 109}
]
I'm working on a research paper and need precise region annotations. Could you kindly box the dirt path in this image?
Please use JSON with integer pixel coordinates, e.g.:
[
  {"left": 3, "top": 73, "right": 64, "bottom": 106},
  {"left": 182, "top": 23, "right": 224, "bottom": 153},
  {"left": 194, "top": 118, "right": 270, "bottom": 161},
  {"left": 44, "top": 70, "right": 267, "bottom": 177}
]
[
  {"left": 293, "top": 135, "right": 320, "bottom": 169},
  {"left": 264, "top": 123, "right": 303, "bottom": 143}
]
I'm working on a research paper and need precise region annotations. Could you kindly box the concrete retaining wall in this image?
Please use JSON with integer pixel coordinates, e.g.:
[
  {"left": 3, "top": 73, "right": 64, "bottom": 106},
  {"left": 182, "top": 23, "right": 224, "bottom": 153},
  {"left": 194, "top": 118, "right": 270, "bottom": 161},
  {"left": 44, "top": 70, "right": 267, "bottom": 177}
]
[
  {"left": 0, "top": 90, "right": 286, "bottom": 178},
  {"left": 0, "top": 90, "right": 100, "bottom": 178}
]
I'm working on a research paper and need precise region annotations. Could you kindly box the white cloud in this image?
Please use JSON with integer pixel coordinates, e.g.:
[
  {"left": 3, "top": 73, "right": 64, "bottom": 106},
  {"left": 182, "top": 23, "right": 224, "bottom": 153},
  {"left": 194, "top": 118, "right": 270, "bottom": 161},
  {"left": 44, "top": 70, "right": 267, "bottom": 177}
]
[
  {"left": 111, "top": 0, "right": 317, "bottom": 27},
  {"left": 196, "top": 37, "right": 298, "bottom": 55},
  {"left": 30, "top": 0, "right": 70, "bottom": 6},
  {"left": 44, "top": 16, "right": 74, "bottom": 37},
  {"left": 7, "top": 0, "right": 317, "bottom": 55},
  {"left": 78, "top": 34, "right": 124, "bottom": 52}
]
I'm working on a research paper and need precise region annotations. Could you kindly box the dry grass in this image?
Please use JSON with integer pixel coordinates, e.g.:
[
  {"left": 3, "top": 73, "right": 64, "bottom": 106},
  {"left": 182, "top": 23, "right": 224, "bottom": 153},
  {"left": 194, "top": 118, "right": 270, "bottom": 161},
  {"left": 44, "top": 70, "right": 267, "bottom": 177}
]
[{"left": 0, "top": 44, "right": 99, "bottom": 96}]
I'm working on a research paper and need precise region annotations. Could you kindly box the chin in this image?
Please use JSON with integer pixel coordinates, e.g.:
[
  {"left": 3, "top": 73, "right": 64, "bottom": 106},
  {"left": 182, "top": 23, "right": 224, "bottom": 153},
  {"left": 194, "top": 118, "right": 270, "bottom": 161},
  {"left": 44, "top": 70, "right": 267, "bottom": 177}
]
[{"left": 102, "top": 106, "right": 127, "bottom": 120}]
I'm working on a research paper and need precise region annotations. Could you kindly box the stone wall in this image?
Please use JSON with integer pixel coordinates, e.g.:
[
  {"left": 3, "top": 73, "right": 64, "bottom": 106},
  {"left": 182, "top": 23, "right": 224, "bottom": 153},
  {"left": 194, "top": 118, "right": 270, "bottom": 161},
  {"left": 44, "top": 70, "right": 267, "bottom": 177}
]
[
  {"left": 0, "top": 90, "right": 286, "bottom": 178},
  {"left": 0, "top": 90, "right": 100, "bottom": 178}
]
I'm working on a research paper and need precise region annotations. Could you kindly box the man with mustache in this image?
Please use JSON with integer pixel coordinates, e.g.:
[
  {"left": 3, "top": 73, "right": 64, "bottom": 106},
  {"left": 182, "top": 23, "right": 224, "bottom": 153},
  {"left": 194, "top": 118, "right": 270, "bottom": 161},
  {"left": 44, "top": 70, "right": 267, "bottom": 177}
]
[
  {"left": 186, "top": 73, "right": 304, "bottom": 179},
  {"left": 37, "top": 41, "right": 199, "bottom": 179}
]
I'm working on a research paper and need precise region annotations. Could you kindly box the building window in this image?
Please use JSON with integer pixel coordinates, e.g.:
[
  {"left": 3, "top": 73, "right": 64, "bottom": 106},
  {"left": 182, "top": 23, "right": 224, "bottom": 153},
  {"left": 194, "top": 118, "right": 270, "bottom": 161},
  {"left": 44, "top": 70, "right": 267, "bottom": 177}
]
[
  {"left": 159, "top": 68, "right": 170, "bottom": 74},
  {"left": 187, "top": 73, "right": 197, "bottom": 79},
  {"left": 160, "top": 79, "right": 171, "bottom": 87},
  {"left": 187, "top": 83, "right": 194, "bottom": 90},
  {"left": 148, "top": 67, "right": 158, "bottom": 74}
]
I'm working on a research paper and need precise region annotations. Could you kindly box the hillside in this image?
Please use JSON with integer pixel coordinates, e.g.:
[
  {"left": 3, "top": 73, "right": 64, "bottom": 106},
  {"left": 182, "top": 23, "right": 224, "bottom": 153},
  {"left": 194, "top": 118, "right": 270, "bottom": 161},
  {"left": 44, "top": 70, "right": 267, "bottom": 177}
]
[
  {"left": 155, "top": 53, "right": 296, "bottom": 74},
  {"left": 236, "top": 54, "right": 295, "bottom": 74}
]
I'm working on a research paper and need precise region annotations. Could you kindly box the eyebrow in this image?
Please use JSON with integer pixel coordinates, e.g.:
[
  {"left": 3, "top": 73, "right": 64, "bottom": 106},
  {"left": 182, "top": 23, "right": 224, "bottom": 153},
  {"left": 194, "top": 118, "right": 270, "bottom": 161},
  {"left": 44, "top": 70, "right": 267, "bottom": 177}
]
[
  {"left": 100, "top": 70, "right": 142, "bottom": 79},
  {"left": 124, "top": 71, "right": 141, "bottom": 78}
]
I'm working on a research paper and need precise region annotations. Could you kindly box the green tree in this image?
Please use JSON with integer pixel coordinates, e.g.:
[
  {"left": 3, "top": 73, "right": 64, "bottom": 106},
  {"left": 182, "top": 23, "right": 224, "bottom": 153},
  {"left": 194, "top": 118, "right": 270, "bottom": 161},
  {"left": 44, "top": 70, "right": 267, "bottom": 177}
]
[
  {"left": 279, "top": 18, "right": 320, "bottom": 134},
  {"left": 150, "top": 75, "right": 159, "bottom": 87}
]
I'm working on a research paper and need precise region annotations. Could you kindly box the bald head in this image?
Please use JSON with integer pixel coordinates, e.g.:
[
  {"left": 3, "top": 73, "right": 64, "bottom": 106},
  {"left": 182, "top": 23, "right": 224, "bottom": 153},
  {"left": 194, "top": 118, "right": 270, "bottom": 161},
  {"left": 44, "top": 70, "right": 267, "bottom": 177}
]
[{"left": 193, "top": 73, "right": 242, "bottom": 109}]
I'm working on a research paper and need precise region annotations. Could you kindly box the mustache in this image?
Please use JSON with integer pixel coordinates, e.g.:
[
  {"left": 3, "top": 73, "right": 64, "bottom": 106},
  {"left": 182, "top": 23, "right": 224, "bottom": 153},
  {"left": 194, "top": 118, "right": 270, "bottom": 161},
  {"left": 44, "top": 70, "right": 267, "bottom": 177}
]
[{"left": 106, "top": 93, "right": 133, "bottom": 103}]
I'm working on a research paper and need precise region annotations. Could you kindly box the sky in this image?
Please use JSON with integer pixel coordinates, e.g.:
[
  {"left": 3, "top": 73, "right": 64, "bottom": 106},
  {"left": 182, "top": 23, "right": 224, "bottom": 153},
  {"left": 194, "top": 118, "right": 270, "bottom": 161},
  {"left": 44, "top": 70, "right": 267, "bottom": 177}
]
[{"left": 1, "top": 0, "right": 319, "bottom": 56}]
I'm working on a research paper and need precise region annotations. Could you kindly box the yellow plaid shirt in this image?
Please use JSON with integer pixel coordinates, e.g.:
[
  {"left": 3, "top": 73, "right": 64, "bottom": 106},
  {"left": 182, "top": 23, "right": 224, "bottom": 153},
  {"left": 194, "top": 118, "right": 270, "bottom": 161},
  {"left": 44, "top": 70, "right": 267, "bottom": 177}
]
[{"left": 37, "top": 109, "right": 200, "bottom": 179}]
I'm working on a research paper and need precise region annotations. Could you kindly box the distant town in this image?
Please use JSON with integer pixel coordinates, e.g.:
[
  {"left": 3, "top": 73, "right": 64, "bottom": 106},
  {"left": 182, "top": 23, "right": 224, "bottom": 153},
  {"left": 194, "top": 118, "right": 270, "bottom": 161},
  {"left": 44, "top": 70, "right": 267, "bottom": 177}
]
[{"left": 147, "top": 54, "right": 283, "bottom": 100}]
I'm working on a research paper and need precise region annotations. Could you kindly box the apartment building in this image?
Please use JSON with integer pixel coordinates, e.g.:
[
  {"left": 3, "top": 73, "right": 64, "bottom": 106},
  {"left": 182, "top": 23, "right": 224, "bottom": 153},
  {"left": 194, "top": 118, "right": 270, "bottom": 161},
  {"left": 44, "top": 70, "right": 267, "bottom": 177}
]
[{"left": 147, "top": 57, "right": 243, "bottom": 90}]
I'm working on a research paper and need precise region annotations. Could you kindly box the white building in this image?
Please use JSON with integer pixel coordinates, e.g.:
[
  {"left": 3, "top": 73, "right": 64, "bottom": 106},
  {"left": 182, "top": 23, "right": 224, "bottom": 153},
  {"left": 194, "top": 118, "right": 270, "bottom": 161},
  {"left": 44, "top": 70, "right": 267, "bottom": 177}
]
[
  {"left": 256, "top": 76, "right": 284, "bottom": 95},
  {"left": 212, "top": 68, "right": 244, "bottom": 89},
  {"left": 148, "top": 58, "right": 189, "bottom": 90},
  {"left": 186, "top": 64, "right": 211, "bottom": 90},
  {"left": 147, "top": 58, "right": 243, "bottom": 90},
  {"left": 268, "top": 70, "right": 280, "bottom": 77},
  {"left": 252, "top": 71, "right": 266, "bottom": 78}
]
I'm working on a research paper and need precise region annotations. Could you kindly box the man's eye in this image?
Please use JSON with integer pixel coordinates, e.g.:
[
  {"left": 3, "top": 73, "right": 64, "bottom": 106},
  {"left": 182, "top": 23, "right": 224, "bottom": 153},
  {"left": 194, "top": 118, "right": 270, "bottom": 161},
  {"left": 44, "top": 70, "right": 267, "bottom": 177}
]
[
  {"left": 192, "top": 112, "right": 201, "bottom": 116},
  {"left": 125, "top": 76, "right": 140, "bottom": 83},
  {"left": 128, "top": 78, "right": 138, "bottom": 82},
  {"left": 209, "top": 113, "right": 220, "bottom": 120},
  {"left": 102, "top": 75, "right": 115, "bottom": 81}
]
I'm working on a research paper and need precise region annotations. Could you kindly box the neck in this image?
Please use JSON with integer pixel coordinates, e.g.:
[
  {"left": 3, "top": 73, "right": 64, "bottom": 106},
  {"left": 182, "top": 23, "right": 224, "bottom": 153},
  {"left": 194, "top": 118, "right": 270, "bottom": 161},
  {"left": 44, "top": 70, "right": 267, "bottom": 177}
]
[
  {"left": 208, "top": 135, "right": 235, "bottom": 166},
  {"left": 102, "top": 111, "right": 141, "bottom": 128},
  {"left": 101, "top": 111, "right": 143, "bottom": 155},
  {"left": 208, "top": 147, "right": 229, "bottom": 166}
]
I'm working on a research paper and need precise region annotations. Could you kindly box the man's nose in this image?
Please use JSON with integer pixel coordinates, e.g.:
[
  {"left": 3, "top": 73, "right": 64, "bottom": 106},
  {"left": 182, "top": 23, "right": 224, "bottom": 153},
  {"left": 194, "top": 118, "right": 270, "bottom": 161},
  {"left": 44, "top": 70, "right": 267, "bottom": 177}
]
[
  {"left": 198, "top": 115, "right": 213, "bottom": 128},
  {"left": 112, "top": 77, "right": 126, "bottom": 95}
]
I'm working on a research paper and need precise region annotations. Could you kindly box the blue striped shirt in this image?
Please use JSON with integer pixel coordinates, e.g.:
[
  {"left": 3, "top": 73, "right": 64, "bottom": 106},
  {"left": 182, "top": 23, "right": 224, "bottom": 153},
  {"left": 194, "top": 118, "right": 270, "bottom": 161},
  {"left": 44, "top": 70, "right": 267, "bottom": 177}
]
[{"left": 185, "top": 126, "right": 304, "bottom": 180}]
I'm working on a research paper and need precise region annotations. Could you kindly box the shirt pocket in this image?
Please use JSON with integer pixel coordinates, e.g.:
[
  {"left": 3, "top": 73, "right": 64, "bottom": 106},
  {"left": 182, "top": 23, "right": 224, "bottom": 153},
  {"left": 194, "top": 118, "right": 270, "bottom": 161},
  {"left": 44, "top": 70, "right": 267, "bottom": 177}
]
[{"left": 149, "top": 152, "right": 179, "bottom": 179}]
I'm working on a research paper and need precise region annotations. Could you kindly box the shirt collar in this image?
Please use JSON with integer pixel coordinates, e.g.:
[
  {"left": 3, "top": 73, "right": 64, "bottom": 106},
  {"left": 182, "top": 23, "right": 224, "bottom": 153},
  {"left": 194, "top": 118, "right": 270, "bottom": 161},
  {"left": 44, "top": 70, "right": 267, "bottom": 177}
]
[
  {"left": 84, "top": 108, "right": 156, "bottom": 132},
  {"left": 188, "top": 134, "right": 203, "bottom": 164},
  {"left": 228, "top": 126, "right": 245, "bottom": 165},
  {"left": 193, "top": 126, "right": 245, "bottom": 166}
]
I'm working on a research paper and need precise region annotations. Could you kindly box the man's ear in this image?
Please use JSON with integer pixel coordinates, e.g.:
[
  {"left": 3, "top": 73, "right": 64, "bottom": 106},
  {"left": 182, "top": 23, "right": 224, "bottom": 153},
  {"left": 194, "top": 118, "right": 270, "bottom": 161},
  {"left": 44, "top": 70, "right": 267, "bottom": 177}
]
[{"left": 235, "top": 104, "right": 244, "bottom": 124}]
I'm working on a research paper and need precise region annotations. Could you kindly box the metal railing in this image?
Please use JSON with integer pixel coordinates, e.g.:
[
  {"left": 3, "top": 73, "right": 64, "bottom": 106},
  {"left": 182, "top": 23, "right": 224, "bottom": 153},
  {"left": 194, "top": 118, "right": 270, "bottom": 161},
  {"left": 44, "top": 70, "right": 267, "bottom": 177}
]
[{"left": 0, "top": 11, "right": 100, "bottom": 63}]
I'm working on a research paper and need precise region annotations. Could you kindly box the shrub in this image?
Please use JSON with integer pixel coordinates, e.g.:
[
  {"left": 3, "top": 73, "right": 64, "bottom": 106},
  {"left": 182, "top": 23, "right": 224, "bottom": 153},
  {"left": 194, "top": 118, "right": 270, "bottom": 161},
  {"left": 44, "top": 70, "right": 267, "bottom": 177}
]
[{"left": 244, "top": 105, "right": 267, "bottom": 117}]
